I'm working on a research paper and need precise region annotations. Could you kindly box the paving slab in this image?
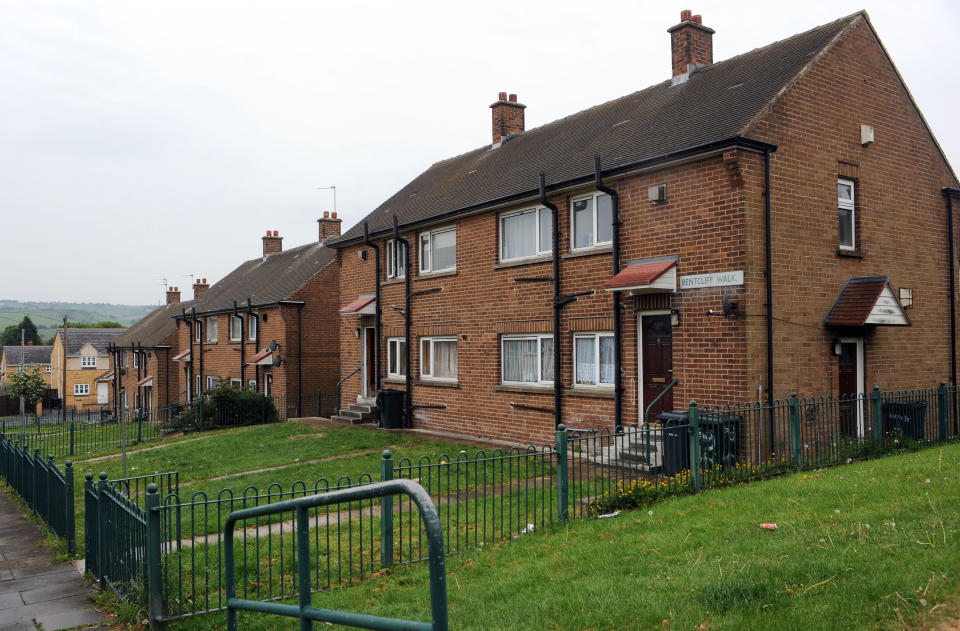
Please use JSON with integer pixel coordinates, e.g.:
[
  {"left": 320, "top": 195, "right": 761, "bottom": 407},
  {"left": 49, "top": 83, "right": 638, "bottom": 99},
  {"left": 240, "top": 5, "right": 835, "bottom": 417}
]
[{"left": 0, "top": 488, "right": 105, "bottom": 630}]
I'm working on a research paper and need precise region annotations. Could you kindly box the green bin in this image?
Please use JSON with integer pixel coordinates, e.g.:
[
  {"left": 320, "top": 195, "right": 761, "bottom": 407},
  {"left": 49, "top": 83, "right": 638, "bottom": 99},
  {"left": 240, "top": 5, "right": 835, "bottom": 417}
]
[{"left": 379, "top": 389, "right": 405, "bottom": 429}]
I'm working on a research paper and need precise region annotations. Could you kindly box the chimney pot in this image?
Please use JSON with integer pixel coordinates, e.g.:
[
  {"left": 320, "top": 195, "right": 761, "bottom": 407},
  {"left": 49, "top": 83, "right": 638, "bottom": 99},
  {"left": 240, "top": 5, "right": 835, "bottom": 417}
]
[
  {"left": 317, "top": 211, "right": 343, "bottom": 241},
  {"left": 691, "top": 14, "right": 702, "bottom": 24},
  {"left": 323, "top": 211, "right": 330, "bottom": 218},
  {"left": 508, "top": 93, "right": 517, "bottom": 102},
  {"left": 498, "top": 91, "right": 507, "bottom": 101},
  {"left": 332, "top": 211, "right": 337, "bottom": 219},
  {"left": 265, "top": 230, "right": 271, "bottom": 236},
  {"left": 680, "top": 9, "right": 692, "bottom": 20}
]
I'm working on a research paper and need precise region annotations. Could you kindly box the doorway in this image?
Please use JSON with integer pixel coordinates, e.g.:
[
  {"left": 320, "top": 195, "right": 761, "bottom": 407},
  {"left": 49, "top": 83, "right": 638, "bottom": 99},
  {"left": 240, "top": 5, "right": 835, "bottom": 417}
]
[
  {"left": 97, "top": 382, "right": 109, "bottom": 405},
  {"left": 838, "top": 338, "right": 865, "bottom": 438},
  {"left": 362, "top": 327, "right": 376, "bottom": 399},
  {"left": 639, "top": 313, "right": 674, "bottom": 422}
]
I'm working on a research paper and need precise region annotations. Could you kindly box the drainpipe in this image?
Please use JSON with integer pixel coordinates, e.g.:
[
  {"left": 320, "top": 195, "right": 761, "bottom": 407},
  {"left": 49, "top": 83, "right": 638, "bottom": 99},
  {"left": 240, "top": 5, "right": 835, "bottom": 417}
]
[
  {"left": 163, "top": 346, "right": 169, "bottom": 407},
  {"left": 394, "top": 215, "right": 413, "bottom": 428},
  {"left": 363, "top": 222, "right": 383, "bottom": 397},
  {"left": 540, "top": 173, "right": 562, "bottom": 428},
  {"left": 297, "top": 305, "right": 303, "bottom": 417},
  {"left": 195, "top": 308, "right": 203, "bottom": 397},
  {"left": 594, "top": 156, "right": 622, "bottom": 430},
  {"left": 247, "top": 299, "right": 256, "bottom": 391},
  {"left": 235, "top": 301, "right": 245, "bottom": 387},
  {"left": 763, "top": 148, "right": 776, "bottom": 454},
  {"left": 943, "top": 187, "right": 959, "bottom": 387}
]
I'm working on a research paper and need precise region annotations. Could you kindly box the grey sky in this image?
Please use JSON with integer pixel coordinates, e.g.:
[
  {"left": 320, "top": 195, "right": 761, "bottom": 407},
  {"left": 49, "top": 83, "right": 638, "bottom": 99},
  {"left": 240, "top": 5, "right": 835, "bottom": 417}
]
[{"left": 2, "top": 1, "right": 957, "bottom": 305}]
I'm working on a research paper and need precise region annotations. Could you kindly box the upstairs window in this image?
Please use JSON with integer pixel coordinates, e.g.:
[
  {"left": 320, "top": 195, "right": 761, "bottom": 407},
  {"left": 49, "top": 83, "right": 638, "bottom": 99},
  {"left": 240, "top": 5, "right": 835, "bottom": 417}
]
[
  {"left": 206, "top": 317, "right": 218, "bottom": 343},
  {"left": 386, "top": 239, "right": 408, "bottom": 279},
  {"left": 500, "top": 207, "right": 552, "bottom": 262},
  {"left": 133, "top": 352, "right": 139, "bottom": 369},
  {"left": 571, "top": 192, "right": 613, "bottom": 251},
  {"left": 574, "top": 332, "right": 615, "bottom": 387},
  {"left": 45, "top": 365, "right": 51, "bottom": 373},
  {"left": 230, "top": 316, "right": 243, "bottom": 341},
  {"left": 420, "top": 337, "right": 457, "bottom": 381},
  {"left": 502, "top": 335, "right": 554, "bottom": 384},
  {"left": 81, "top": 356, "right": 97, "bottom": 368},
  {"left": 838, "top": 178, "right": 856, "bottom": 251},
  {"left": 249, "top": 315, "right": 257, "bottom": 341},
  {"left": 419, "top": 227, "right": 456, "bottom": 274}
]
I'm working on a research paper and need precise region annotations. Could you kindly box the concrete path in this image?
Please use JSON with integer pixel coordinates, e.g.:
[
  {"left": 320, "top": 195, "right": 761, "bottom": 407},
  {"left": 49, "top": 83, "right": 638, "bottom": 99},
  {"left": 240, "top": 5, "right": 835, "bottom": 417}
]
[{"left": 0, "top": 489, "right": 105, "bottom": 631}]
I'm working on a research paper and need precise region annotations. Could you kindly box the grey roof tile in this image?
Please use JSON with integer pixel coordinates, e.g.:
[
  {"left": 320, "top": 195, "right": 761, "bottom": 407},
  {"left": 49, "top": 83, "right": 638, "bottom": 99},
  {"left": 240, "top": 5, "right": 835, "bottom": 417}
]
[
  {"left": 1, "top": 346, "right": 53, "bottom": 366},
  {"left": 57, "top": 329, "right": 125, "bottom": 355},
  {"left": 114, "top": 300, "right": 194, "bottom": 348}
]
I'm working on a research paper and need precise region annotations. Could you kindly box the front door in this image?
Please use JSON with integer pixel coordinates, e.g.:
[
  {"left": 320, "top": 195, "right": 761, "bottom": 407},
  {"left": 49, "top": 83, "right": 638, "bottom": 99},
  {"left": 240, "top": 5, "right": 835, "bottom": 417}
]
[
  {"left": 838, "top": 338, "right": 864, "bottom": 438},
  {"left": 640, "top": 314, "right": 673, "bottom": 422},
  {"left": 97, "top": 382, "right": 108, "bottom": 404},
  {"left": 362, "top": 327, "right": 376, "bottom": 398}
]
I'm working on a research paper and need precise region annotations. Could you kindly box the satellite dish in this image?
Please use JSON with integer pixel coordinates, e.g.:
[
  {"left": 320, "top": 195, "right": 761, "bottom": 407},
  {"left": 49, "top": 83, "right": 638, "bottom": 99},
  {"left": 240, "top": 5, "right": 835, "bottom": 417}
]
[
  {"left": 722, "top": 290, "right": 740, "bottom": 317},
  {"left": 268, "top": 340, "right": 277, "bottom": 351}
]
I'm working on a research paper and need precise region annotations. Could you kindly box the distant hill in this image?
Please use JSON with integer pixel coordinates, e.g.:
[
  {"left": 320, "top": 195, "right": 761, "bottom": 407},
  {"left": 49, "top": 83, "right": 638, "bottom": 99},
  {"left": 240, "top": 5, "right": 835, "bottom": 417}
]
[{"left": 0, "top": 300, "right": 155, "bottom": 342}]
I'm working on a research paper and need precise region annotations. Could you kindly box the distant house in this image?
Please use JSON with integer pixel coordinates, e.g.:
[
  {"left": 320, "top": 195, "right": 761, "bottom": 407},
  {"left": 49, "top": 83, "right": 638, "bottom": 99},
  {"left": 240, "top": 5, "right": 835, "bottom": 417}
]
[
  {"left": 1, "top": 346, "right": 54, "bottom": 389},
  {"left": 51, "top": 328, "right": 124, "bottom": 411},
  {"left": 110, "top": 287, "right": 194, "bottom": 416},
  {"left": 172, "top": 218, "right": 341, "bottom": 417}
]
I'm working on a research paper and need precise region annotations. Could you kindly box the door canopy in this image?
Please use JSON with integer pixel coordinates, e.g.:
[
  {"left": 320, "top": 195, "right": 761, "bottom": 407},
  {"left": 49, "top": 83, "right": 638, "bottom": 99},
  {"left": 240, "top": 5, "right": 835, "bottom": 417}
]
[
  {"left": 823, "top": 276, "right": 910, "bottom": 327},
  {"left": 603, "top": 257, "right": 677, "bottom": 295}
]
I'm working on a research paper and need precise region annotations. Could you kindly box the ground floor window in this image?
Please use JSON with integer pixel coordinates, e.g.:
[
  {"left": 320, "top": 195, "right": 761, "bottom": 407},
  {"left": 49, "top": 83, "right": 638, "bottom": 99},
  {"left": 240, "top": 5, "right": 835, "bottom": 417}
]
[
  {"left": 206, "top": 376, "right": 218, "bottom": 390},
  {"left": 574, "top": 332, "right": 615, "bottom": 387},
  {"left": 73, "top": 383, "right": 89, "bottom": 396},
  {"left": 387, "top": 338, "right": 407, "bottom": 377},
  {"left": 230, "top": 378, "right": 242, "bottom": 388},
  {"left": 420, "top": 337, "right": 457, "bottom": 381},
  {"left": 501, "top": 334, "right": 553, "bottom": 384}
]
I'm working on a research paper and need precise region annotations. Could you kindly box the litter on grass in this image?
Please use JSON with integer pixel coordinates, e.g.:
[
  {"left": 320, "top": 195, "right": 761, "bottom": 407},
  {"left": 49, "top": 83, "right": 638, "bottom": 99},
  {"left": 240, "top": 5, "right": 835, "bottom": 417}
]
[
  {"left": 760, "top": 523, "right": 778, "bottom": 530},
  {"left": 596, "top": 511, "right": 621, "bottom": 519}
]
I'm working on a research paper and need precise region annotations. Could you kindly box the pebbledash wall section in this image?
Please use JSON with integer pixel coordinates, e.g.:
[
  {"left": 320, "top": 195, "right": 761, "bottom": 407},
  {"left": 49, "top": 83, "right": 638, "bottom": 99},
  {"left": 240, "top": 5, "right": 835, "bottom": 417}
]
[{"left": 337, "top": 17, "right": 958, "bottom": 446}]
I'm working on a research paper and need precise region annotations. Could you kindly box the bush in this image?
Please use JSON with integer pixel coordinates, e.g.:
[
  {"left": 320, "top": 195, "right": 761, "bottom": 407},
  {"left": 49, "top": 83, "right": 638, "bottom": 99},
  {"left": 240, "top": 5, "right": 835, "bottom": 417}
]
[{"left": 160, "top": 384, "right": 278, "bottom": 433}]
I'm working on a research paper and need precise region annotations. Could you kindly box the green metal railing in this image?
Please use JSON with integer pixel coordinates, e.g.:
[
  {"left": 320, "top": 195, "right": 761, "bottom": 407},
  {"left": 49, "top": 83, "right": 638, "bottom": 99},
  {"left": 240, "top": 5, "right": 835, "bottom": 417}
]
[
  {"left": 0, "top": 438, "right": 75, "bottom": 553},
  {"left": 223, "top": 479, "right": 448, "bottom": 631}
]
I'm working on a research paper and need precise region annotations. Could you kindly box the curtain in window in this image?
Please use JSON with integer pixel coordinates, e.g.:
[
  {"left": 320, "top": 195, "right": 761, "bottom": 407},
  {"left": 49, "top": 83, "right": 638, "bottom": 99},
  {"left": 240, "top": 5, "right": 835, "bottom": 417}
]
[
  {"left": 597, "top": 194, "right": 613, "bottom": 244},
  {"left": 599, "top": 335, "right": 615, "bottom": 384},
  {"left": 432, "top": 230, "right": 456, "bottom": 270},
  {"left": 539, "top": 208, "right": 552, "bottom": 252},
  {"left": 420, "top": 234, "right": 431, "bottom": 272},
  {"left": 502, "top": 212, "right": 536, "bottom": 260},
  {"left": 541, "top": 337, "right": 554, "bottom": 382},
  {"left": 434, "top": 340, "right": 457, "bottom": 379},
  {"left": 573, "top": 198, "right": 594, "bottom": 248},
  {"left": 575, "top": 337, "right": 595, "bottom": 384},
  {"left": 503, "top": 338, "right": 537, "bottom": 382}
]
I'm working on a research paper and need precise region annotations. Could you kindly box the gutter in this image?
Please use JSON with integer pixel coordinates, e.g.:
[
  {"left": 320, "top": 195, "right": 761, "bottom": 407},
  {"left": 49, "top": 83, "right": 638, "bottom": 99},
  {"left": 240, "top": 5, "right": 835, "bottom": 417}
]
[
  {"left": 330, "top": 136, "right": 778, "bottom": 247},
  {"left": 594, "top": 155, "right": 622, "bottom": 430}
]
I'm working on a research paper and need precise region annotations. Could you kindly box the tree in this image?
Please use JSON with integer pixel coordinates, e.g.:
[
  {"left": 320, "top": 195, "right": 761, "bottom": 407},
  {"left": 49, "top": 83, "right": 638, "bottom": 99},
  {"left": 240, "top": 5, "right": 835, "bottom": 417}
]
[
  {"left": 0, "top": 316, "right": 42, "bottom": 346},
  {"left": 7, "top": 367, "right": 47, "bottom": 412}
]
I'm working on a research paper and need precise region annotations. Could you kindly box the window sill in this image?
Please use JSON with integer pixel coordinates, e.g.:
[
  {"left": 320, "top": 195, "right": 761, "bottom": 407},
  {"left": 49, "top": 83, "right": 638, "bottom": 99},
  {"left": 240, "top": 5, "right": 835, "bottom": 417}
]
[
  {"left": 415, "top": 379, "right": 459, "bottom": 389},
  {"left": 493, "top": 255, "right": 552, "bottom": 270},
  {"left": 563, "top": 245, "right": 612, "bottom": 260},
  {"left": 566, "top": 387, "right": 615, "bottom": 399},
  {"left": 416, "top": 270, "right": 457, "bottom": 281},
  {"left": 383, "top": 377, "right": 408, "bottom": 385},
  {"left": 494, "top": 384, "right": 554, "bottom": 395},
  {"left": 837, "top": 248, "right": 864, "bottom": 259},
  {"left": 382, "top": 277, "right": 407, "bottom": 286}
]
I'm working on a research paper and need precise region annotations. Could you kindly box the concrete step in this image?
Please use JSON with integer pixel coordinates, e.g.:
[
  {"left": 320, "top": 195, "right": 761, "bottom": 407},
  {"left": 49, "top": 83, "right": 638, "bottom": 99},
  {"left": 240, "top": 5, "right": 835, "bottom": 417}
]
[
  {"left": 330, "top": 414, "right": 375, "bottom": 426},
  {"left": 348, "top": 403, "right": 376, "bottom": 415}
]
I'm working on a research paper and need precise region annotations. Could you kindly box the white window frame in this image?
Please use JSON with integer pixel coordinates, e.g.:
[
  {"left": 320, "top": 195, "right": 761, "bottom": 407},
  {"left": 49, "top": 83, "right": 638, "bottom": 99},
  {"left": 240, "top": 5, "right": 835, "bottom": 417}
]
[
  {"left": 45, "top": 364, "right": 51, "bottom": 373},
  {"left": 499, "top": 207, "right": 552, "bottom": 263},
  {"left": 387, "top": 337, "right": 407, "bottom": 378},
  {"left": 230, "top": 378, "right": 242, "bottom": 389},
  {"left": 248, "top": 379, "right": 257, "bottom": 390},
  {"left": 386, "top": 239, "right": 408, "bottom": 279},
  {"left": 249, "top": 315, "right": 257, "bottom": 341},
  {"left": 419, "top": 226, "right": 456, "bottom": 274},
  {"left": 206, "top": 376, "right": 218, "bottom": 390},
  {"left": 501, "top": 334, "right": 554, "bottom": 385},
  {"left": 73, "top": 383, "right": 89, "bottom": 396},
  {"left": 838, "top": 178, "right": 856, "bottom": 251},
  {"left": 195, "top": 374, "right": 201, "bottom": 396},
  {"left": 81, "top": 356, "right": 97, "bottom": 368},
  {"left": 420, "top": 336, "right": 458, "bottom": 382},
  {"left": 206, "top": 316, "right": 218, "bottom": 343},
  {"left": 195, "top": 321, "right": 201, "bottom": 343},
  {"left": 133, "top": 351, "right": 139, "bottom": 369},
  {"left": 230, "top": 315, "right": 243, "bottom": 342},
  {"left": 570, "top": 192, "right": 613, "bottom": 251},
  {"left": 573, "top": 332, "right": 616, "bottom": 388}
]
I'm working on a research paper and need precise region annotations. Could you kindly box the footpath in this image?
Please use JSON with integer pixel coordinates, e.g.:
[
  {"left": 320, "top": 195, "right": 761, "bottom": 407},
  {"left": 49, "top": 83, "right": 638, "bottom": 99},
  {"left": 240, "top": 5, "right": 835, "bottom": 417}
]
[{"left": 0, "top": 488, "right": 105, "bottom": 630}]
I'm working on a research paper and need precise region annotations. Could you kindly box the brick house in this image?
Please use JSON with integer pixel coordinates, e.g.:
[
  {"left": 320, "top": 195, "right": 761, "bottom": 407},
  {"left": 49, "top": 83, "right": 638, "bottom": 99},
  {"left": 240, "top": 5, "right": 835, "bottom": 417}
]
[
  {"left": 172, "top": 218, "right": 341, "bottom": 417},
  {"left": 108, "top": 287, "right": 193, "bottom": 417},
  {"left": 1, "top": 346, "right": 54, "bottom": 389},
  {"left": 50, "top": 328, "right": 124, "bottom": 411},
  {"left": 329, "top": 11, "right": 958, "bottom": 445}
]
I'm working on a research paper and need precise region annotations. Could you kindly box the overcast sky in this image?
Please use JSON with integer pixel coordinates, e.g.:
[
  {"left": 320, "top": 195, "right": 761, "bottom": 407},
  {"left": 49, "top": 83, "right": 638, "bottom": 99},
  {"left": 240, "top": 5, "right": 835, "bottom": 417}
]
[{"left": 2, "top": 1, "right": 957, "bottom": 305}]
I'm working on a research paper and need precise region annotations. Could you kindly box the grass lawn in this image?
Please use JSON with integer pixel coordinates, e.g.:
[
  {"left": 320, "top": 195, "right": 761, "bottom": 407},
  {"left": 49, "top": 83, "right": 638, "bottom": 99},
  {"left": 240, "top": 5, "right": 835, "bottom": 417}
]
[{"left": 169, "top": 442, "right": 960, "bottom": 631}]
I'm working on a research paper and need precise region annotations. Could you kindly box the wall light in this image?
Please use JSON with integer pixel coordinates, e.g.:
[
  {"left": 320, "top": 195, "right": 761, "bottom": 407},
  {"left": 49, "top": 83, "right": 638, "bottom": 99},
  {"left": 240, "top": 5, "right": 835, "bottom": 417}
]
[
  {"left": 670, "top": 309, "right": 681, "bottom": 327},
  {"left": 355, "top": 327, "right": 361, "bottom": 338},
  {"left": 833, "top": 339, "right": 842, "bottom": 356}
]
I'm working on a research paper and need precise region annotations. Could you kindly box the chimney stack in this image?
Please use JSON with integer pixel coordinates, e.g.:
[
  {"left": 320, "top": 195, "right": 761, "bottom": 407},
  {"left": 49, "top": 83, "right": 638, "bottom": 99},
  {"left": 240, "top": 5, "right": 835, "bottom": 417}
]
[
  {"left": 489, "top": 91, "right": 526, "bottom": 145},
  {"left": 262, "top": 230, "right": 283, "bottom": 256},
  {"left": 192, "top": 278, "right": 209, "bottom": 300},
  {"left": 166, "top": 286, "right": 181, "bottom": 305},
  {"left": 317, "top": 211, "right": 342, "bottom": 242},
  {"left": 668, "top": 10, "right": 714, "bottom": 78}
]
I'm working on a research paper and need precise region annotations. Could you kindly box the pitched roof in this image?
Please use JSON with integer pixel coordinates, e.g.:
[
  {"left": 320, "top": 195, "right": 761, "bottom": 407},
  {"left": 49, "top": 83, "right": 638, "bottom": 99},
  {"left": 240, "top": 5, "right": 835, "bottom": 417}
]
[
  {"left": 57, "top": 329, "right": 125, "bottom": 355},
  {"left": 330, "top": 13, "right": 861, "bottom": 245},
  {"left": 823, "top": 277, "right": 910, "bottom": 327},
  {"left": 114, "top": 300, "right": 194, "bottom": 348},
  {"left": 603, "top": 259, "right": 677, "bottom": 292},
  {"left": 2, "top": 346, "right": 53, "bottom": 366},
  {"left": 191, "top": 242, "right": 336, "bottom": 314}
]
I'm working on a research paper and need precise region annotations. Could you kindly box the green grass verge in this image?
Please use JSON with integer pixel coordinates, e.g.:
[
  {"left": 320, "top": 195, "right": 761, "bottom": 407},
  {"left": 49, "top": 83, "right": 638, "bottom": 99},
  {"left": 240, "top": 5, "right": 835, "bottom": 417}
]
[{"left": 167, "top": 442, "right": 960, "bottom": 631}]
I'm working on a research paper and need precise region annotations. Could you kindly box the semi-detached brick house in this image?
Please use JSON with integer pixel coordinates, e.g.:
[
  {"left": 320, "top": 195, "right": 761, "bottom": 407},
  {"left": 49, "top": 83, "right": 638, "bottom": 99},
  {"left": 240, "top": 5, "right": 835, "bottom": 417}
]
[
  {"left": 172, "top": 217, "right": 341, "bottom": 417},
  {"left": 329, "top": 11, "right": 959, "bottom": 445},
  {"left": 108, "top": 287, "right": 194, "bottom": 417}
]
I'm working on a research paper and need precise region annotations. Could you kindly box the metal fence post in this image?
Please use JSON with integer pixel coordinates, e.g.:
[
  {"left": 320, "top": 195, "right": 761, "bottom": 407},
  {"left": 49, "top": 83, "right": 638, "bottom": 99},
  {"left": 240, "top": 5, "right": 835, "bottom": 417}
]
[
  {"left": 380, "top": 450, "right": 394, "bottom": 568},
  {"left": 136, "top": 413, "right": 143, "bottom": 445},
  {"left": 936, "top": 381, "right": 949, "bottom": 442},
  {"left": 689, "top": 401, "right": 701, "bottom": 492},
  {"left": 789, "top": 393, "right": 801, "bottom": 464},
  {"left": 46, "top": 454, "right": 54, "bottom": 525},
  {"left": 556, "top": 424, "right": 569, "bottom": 522},
  {"left": 145, "top": 483, "right": 163, "bottom": 622},
  {"left": 69, "top": 420, "right": 75, "bottom": 457},
  {"left": 96, "top": 472, "right": 108, "bottom": 582},
  {"left": 316, "top": 391, "right": 322, "bottom": 417},
  {"left": 870, "top": 385, "right": 883, "bottom": 445},
  {"left": 64, "top": 461, "right": 75, "bottom": 554},
  {"left": 84, "top": 473, "right": 96, "bottom": 578},
  {"left": 32, "top": 449, "right": 41, "bottom": 513}
]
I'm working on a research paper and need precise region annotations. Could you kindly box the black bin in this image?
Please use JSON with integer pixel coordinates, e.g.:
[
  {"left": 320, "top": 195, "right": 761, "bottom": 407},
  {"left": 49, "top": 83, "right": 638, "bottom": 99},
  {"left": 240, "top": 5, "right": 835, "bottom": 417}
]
[
  {"left": 882, "top": 401, "right": 927, "bottom": 441},
  {"left": 698, "top": 413, "right": 741, "bottom": 469},
  {"left": 658, "top": 410, "right": 690, "bottom": 477},
  {"left": 378, "top": 389, "right": 405, "bottom": 429}
]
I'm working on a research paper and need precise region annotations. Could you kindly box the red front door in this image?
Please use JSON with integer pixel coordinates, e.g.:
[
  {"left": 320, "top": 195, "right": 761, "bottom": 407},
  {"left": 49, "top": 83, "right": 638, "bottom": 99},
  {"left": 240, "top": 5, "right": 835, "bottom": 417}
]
[{"left": 641, "top": 314, "right": 673, "bottom": 422}]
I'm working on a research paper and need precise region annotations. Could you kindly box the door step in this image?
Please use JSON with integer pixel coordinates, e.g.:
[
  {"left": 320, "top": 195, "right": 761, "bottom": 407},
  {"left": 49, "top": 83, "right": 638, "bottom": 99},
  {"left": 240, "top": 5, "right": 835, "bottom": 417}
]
[{"left": 331, "top": 402, "right": 378, "bottom": 425}]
